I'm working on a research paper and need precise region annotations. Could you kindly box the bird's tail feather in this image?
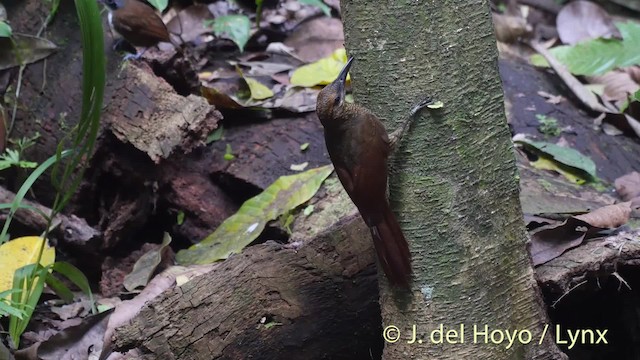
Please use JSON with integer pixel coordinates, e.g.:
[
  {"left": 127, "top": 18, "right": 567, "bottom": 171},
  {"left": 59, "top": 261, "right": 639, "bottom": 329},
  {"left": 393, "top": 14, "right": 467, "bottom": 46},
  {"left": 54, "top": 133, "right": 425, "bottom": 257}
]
[{"left": 370, "top": 206, "right": 412, "bottom": 288}]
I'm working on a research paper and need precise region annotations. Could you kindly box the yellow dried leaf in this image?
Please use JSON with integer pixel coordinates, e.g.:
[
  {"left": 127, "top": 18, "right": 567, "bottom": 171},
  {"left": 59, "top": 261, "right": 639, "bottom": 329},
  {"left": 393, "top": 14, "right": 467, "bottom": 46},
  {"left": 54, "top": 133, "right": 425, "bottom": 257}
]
[
  {"left": 236, "top": 66, "right": 274, "bottom": 100},
  {"left": 290, "top": 48, "right": 350, "bottom": 87},
  {"left": 0, "top": 236, "right": 55, "bottom": 293},
  {"left": 531, "top": 156, "right": 587, "bottom": 185},
  {"left": 244, "top": 77, "right": 274, "bottom": 100}
]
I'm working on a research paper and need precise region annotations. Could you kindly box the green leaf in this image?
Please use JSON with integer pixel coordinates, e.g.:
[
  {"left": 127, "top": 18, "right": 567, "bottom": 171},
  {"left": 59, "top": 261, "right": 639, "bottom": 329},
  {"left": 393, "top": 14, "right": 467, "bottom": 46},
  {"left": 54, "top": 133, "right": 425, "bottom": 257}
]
[
  {"left": 9, "top": 264, "right": 48, "bottom": 348},
  {"left": 283, "top": 213, "right": 294, "bottom": 234},
  {"left": 51, "top": 262, "right": 96, "bottom": 314},
  {"left": 0, "top": 301, "right": 27, "bottom": 319},
  {"left": 45, "top": 274, "right": 74, "bottom": 303},
  {"left": 244, "top": 77, "right": 274, "bottom": 100},
  {"left": 0, "top": 21, "right": 11, "bottom": 38},
  {"left": 50, "top": 0, "right": 105, "bottom": 214},
  {"left": 0, "top": 289, "right": 27, "bottom": 319},
  {"left": 515, "top": 139, "right": 597, "bottom": 181},
  {"left": 263, "top": 321, "right": 282, "bottom": 329},
  {"left": 621, "top": 88, "right": 640, "bottom": 112},
  {"left": 123, "top": 233, "right": 172, "bottom": 291},
  {"left": 530, "top": 22, "right": 640, "bottom": 76},
  {"left": 177, "top": 211, "right": 185, "bottom": 225},
  {"left": 0, "top": 149, "right": 38, "bottom": 170},
  {"left": 208, "top": 15, "right": 251, "bottom": 52},
  {"left": 290, "top": 48, "right": 349, "bottom": 87},
  {"left": 303, "top": 204, "right": 314, "bottom": 216},
  {"left": 299, "top": 143, "right": 309, "bottom": 151},
  {"left": 206, "top": 126, "right": 224, "bottom": 144},
  {"left": 0, "top": 150, "right": 72, "bottom": 244},
  {"left": 298, "top": 0, "right": 331, "bottom": 16},
  {"left": 176, "top": 165, "right": 334, "bottom": 265},
  {"left": 255, "top": 0, "right": 264, "bottom": 25},
  {"left": 146, "top": 0, "right": 168, "bottom": 12}
]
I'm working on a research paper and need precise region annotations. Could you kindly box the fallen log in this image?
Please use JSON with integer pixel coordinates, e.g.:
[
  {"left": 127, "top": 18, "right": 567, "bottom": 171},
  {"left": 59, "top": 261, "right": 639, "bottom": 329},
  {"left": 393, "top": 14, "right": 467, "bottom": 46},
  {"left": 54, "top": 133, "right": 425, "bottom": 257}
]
[{"left": 109, "top": 187, "right": 385, "bottom": 360}]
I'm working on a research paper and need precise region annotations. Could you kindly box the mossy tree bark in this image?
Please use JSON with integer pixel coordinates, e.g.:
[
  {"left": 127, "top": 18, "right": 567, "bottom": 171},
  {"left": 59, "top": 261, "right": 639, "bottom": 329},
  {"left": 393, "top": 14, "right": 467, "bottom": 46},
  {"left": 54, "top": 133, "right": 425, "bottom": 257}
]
[{"left": 340, "top": 1, "right": 566, "bottom": 359}]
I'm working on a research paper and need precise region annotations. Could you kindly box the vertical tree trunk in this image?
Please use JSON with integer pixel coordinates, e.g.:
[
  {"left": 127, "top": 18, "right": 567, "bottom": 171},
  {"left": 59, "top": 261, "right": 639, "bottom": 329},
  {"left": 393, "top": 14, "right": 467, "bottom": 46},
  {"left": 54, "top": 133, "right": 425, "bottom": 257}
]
[{"left": 340, "top": 1, "right": 566, "bottom": 359}]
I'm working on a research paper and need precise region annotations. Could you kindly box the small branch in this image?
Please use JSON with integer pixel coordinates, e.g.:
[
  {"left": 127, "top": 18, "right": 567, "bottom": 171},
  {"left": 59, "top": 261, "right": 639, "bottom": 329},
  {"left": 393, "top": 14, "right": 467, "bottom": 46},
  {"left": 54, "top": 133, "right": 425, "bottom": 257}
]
[
  {"left": 0, "top": 186, "right": 101, "bottom": 249},
  {"left": 551, "top": 280, "right": 588, "bottom": 308}
]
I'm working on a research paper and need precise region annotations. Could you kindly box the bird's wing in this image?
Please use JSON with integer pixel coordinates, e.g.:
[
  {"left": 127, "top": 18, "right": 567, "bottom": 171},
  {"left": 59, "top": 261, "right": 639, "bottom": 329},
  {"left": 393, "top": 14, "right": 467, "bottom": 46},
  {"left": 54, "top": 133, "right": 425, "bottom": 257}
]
[
  {"left": 334, "top": 165, "right": 355, "bottom": 194},
  {"left": 113, "top": 3, "right": 170, "bottom": 43}
]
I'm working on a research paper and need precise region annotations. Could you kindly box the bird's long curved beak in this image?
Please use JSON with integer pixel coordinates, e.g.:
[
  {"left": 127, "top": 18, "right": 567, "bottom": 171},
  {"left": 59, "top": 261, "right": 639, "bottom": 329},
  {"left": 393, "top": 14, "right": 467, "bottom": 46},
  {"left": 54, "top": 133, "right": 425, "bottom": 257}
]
[
  {"left": 335, "top": 56, "right": 354, "bottom": 104},
  {"left": 338, "top": 57, "right": 354, "bottom": 84}
]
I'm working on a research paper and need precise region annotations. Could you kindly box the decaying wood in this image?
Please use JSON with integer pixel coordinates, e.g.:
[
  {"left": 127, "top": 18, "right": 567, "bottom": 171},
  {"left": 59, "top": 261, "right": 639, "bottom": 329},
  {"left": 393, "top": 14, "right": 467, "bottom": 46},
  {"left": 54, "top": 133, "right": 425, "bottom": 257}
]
[
  {"left": 207, "top": 114, "right": 329, "bottom": 190},
  {"left": 0, "top": 186, "right": 101, "bottom": 251},
  {"left": 536, "top": 230, "right": 640, "bottom": 298},
  {"left": 110, "top": 189, "right": 383, "bottom": 360},
  {"left": 103, "top": 61, "right": 221, "bottom": 164}
]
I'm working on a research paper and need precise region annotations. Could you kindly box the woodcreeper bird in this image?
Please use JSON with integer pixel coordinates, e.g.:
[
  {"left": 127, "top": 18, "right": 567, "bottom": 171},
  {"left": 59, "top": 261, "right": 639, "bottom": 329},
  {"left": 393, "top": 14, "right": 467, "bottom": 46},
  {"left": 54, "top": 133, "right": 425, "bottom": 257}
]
[{"left": 316, "top": 57, "right": 430, "bottom": 288}]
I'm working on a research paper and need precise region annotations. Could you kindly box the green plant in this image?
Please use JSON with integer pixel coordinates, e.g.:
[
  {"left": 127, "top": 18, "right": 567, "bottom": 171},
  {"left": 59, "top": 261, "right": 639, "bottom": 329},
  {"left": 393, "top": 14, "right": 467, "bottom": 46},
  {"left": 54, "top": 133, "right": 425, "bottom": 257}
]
[
  {"left": 0, "top": 134, "right": 41, "bottom": 171},
  {"left": 0, "top": 0, "right": 105, "bottom": 348},
  {"left": 0, "top": 149, "right": 37, "bottom": 171},
  {"left": 0, "top": 289, "right": 28, "bottom": 319},
  {"left": 536, "top": 114, "right": 561, "bottom": 136},
  {"left": 0, "top": 21, "right": 11, "bottom": 38},
  {"left": 224, "top": 143, "right": 235, "bottom": 161},
  {"left": 8, "top": 261, "right": 96, "bottom": 347}
]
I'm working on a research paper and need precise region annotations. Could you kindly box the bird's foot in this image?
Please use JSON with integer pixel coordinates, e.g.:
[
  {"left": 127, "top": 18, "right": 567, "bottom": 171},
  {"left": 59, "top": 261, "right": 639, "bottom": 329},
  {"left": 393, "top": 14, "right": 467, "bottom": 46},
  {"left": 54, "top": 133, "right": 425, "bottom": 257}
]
[
  {"left": 122, "top": 52, "right": 142, "bottom": 61},
  {"left": 389, "top": 97, "right": 435, "bottom": 150},
  {"left": 410, "top": 97, "right": 434, "bottom": 116}
]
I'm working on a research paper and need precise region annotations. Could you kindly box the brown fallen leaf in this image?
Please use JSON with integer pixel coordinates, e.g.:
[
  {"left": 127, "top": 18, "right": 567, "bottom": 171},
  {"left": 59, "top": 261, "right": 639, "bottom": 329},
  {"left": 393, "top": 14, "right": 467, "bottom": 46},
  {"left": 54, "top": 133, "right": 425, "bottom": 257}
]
[
  {"left": 556, "top": 0, "right": 621, "bottom": 45},
  {"left": 530, "top": 202, "right": 632, "bottom": 266},
  {"left": 283, "top": 17, "right": 344, "bottom": 63},
  {"left": 627, "top": 66, "right": 640, "bottom": 84},
  {"left": 201, "top": 86, "right": 243, "bottom": 109},
  {"left": 537, "top": 91, "right": 565, "bottom": 105},
  {"left": 524, "top": 214, "right": 558, "bottom": 231},
  {"left": 574, "top": 201, "right": 632, "bottom": 228},
  {"left": 492, "top": 13, "right": 532, "bottom": 43},
  {"left": 0, "top": 34, "right": 58, "bottom": 70},
  {"left": 165, "top": 4, "right": 214, "bottom": 46},
  {"left": 615, "top": 172, "right": 640, "bottom": 201},
  {"left": 586, "top": 70, "right": 640, "bottom": 104},
  {"left": 530, "top": 217, "right": 591, "bottom": 266},
  {"left": 15, "top": 310, "right": 112, "bottom": 360},
  {"left": 122, "top": 233, "right": 173, "bottom": 292}
]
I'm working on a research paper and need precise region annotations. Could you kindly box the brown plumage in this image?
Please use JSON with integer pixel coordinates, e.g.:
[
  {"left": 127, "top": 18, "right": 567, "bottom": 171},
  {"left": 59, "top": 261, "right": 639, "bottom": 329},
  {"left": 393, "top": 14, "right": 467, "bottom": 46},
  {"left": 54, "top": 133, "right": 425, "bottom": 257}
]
[
  {"left": 316, "top": 57, "right": 412, "bottom": 288},
  {"left": 106, "top": 0, "right": 170, "bottom": 48}
]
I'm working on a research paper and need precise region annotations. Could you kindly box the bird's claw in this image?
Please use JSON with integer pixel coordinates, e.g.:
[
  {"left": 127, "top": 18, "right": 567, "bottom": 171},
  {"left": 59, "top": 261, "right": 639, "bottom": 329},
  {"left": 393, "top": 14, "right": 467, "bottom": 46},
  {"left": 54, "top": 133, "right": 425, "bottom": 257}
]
[
  {"left": 122, "top": 52, "right": 142, "bottom": 61},
  {"left": 410, "top": 97, "right": 434, "bottom": 116}
]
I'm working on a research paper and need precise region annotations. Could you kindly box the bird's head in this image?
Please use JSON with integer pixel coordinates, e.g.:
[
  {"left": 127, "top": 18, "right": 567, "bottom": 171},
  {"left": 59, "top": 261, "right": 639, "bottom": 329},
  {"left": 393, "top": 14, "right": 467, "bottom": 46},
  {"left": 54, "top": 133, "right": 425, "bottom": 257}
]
[{"left": 316, "top": 57, "right": 354, "bottom": 127}]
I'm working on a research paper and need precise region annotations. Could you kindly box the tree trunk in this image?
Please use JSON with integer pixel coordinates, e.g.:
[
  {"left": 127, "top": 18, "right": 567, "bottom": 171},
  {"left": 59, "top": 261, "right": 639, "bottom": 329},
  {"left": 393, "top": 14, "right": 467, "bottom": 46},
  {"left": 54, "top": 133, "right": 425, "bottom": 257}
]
[{"left": 340, "top": 1, "right": 566, "bottom": 358}]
